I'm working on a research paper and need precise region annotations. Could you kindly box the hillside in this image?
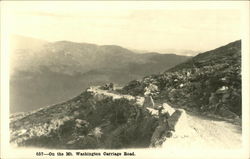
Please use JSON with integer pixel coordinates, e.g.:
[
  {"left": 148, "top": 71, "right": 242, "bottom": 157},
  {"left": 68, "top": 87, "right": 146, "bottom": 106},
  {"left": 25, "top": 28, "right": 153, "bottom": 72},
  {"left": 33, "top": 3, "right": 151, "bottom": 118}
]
[
  {"left": 9, "top": 40, "right": 242, "bottom": 150},
  {"left": 10, "top": 36, "right": 189, "bottom": 76},
  {"left": 10, "top": 86, "right": 157, "bottom": 148},
  {"left": 10, "top": 86, "right": 241, "bottom": 149},
  {"left": 122, "top": 40, "right": 241, "bottom": 118},
  {"left": 10, "top": 35, "right": 189, "bottom": 113}
]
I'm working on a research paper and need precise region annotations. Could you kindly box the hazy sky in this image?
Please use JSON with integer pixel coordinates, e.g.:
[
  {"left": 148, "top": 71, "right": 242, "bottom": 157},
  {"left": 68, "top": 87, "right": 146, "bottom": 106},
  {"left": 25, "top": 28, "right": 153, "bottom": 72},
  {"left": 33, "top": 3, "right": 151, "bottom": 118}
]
[{"left": 2, "top": 1, "right": 243, "bottom": 55}]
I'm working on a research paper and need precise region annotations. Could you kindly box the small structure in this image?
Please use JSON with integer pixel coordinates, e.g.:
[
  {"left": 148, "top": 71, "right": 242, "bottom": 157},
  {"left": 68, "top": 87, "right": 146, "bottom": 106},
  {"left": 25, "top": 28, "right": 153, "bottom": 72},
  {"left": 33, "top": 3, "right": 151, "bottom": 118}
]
[
  {"left": 108, "top": 83, "right": 114, "bottom": 91},
  {"left": 102, "top": 83, "right": 114, "bottom": 91}
]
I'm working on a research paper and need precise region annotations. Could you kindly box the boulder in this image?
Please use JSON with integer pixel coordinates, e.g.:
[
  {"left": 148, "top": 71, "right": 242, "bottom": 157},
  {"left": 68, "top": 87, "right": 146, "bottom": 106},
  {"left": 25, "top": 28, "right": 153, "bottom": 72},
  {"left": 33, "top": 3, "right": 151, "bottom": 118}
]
[
  {"left": 93, "top": 93, "right": 107, "bottom": 101},
  {"left": 222, "top": 93, "right": 230, "bottom": 103},
  {"left": 150, "top": 121, "right": 169, "bottom": 147},
  {"left": 167, "top": 109, "right": 188, "bottom": 135},
  {"left": 146, "top": 108, "right": 159, "bottom": 116},
  {"left": 216, "top": 86, "right": 229, "bottom": 94},
  {"left": 135, "top": 96, "right": 145, "bottom": 107},
  {"left": 161, "top": 103, "right": 175, "bottom": 118},
  {"left": 218, "top": 106, "right": 239, "bottom": 119},
  {"left": 209, "top": 93, "right": 219, "bottom": 105},
  {"left": 144, "top": 84, "right": 159, "bottom": 96}
]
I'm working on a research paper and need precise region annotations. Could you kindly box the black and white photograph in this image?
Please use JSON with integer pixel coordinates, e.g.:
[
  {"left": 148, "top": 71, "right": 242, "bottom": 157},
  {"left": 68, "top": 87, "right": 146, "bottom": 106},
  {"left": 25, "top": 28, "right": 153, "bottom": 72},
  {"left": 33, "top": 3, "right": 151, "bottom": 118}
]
[{"left": 1, "top": 1, "right": 249, "bottom": 159}]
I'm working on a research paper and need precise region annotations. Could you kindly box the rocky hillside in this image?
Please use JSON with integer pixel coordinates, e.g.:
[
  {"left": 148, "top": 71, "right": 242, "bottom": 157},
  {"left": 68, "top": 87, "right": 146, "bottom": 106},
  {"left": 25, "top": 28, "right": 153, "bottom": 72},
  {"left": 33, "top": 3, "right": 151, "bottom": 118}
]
[
  {"left": 122, "top": 40, "right": 241, "bottom": 118},
  {"left": 10, "top": 86, "right": 174, "bottom": 149},
  {"left": 10, "top": 86, "right": 241, "bottom": 149},
  {"left": 10, "top": 40, "right": 242, "bottom": 149},
  {"left": 10, "top": 35, "right": 189, "bottom": 113}
]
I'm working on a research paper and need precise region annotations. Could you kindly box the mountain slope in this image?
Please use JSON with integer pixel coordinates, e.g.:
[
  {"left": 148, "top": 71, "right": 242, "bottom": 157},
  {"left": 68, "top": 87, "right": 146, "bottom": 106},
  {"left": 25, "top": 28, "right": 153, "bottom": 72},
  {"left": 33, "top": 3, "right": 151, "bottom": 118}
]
[
  {"left": 122, "top": 40, "right": 241, "bottom": 118},
  {"left": 10, "top": 86, "right": 241, "bottom": 150},
  {"left": 10, "top": 87, "right": 158, "bottom": 149},
  {"left": 10, "top": 35, "right": 190, "bottom": 113},
  {"left": 9, "top": 40, "right": 242, "bottom": 150}
]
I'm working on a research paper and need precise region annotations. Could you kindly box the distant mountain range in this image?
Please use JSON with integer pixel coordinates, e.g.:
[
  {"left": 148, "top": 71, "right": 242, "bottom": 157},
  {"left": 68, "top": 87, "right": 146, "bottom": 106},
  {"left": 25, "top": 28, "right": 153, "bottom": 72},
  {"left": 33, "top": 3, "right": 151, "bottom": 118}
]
[{"left": 10, "top": 35, "right": 190, "bottom": 113}]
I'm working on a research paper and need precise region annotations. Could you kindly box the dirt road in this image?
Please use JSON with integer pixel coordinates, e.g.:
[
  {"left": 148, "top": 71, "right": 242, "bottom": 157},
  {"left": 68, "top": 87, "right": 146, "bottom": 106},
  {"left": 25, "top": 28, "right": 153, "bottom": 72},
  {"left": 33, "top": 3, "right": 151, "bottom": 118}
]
[{"left": 162, "top": 110, "right": 242, "bottom": 150}]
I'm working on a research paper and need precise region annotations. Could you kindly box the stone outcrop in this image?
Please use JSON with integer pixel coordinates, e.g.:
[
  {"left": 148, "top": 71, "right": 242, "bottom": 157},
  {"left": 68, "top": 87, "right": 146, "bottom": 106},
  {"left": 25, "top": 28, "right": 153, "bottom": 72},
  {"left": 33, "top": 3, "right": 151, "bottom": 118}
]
[
  {"left": 167, "top": 109, "right": 188, "bottom": 136},
  {"left": 161, "top": 103, "right": 175, "bottom": 117},
  {"left": 150, "top": 105, "right": 189, "bottom": 147}
]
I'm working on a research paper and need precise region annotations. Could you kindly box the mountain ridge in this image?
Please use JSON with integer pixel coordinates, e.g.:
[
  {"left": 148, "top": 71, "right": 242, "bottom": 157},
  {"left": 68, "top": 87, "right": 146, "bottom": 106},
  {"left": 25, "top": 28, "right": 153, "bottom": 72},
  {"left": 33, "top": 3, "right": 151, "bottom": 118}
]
[
  {"left": 122, "top": 40, "right": 241, "bottom": 117},
  {"left": 10, "top": 35, "right": 190, "bottom": 113}
]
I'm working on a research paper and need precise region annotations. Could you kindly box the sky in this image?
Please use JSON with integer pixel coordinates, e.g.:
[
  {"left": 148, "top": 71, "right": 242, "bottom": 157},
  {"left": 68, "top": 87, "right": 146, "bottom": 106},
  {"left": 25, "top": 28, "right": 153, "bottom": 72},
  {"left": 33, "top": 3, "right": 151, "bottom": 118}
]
[{"left": 2, "top": 1, "right": 243, "bottom": 56}]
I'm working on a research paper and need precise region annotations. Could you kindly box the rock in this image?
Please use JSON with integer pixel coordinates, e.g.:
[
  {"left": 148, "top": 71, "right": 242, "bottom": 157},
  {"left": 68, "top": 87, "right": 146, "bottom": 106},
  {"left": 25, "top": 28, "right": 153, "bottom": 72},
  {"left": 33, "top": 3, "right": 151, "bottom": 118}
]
[
  {"left": 146, "top": 108, "right": 158, "bottom": 116},
  {"left": 67, "top": 140, "right": 76, "bottom": 145},
  {"left": 150, "top": 122, "right": 169, "bottom": 147},
  {"left": 219, "top": 86, "right": 228, "bottom": 91},
  {"left": 220, "top": 77, "right": 226, "bottom": 81},
  {"left": 14, "top": 121, "right": 22, "bottom": 127},
  {"left": 179, "top": 83, "right": 184, "bottom": 88},
  {"left": 161, "top": 103, "right": 175, "bottom": 117},
  {"left": 144, "top": 84, "right": 159, "bottom": 96},
  {"left": 143, "top": 96, "right": 155, "bottom": 108},
  {"left": 73, "top": 111, "right": 80, "bottom": 116},
  {"left": 19, "top": 129, "right": 27, "bottom": 136},
  {"left": 150, "top": 105, "right": 175, "bottom": 147},
  {"left": 218, "top": 106, "right": 239, "bottom": 119},
  {"left": 93, "top": 93, "right": 106, "bottom": 101},
  {"left": 164, "top": 130, "right": 174, "bottom": 138},
  {"left": 216, "top": 86, "right": 229, "bottom": 94},
  {"left": 135, "top": 96, "right": 145, "bottom": 107},
  {"left": 75, "top": 119, "right": 89, "bottom": 128},
  {"left": 209, "top": 93, "right": 219, "bottom": 105},
  {"left": 24, "top": 121, "right": 30, "bottom": 125},
  {"left": 222, "top": 93, "right": 230, "bottom": 103},
  {"left": 167, "top": 109, "right": 188, "bottom": 135}
]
